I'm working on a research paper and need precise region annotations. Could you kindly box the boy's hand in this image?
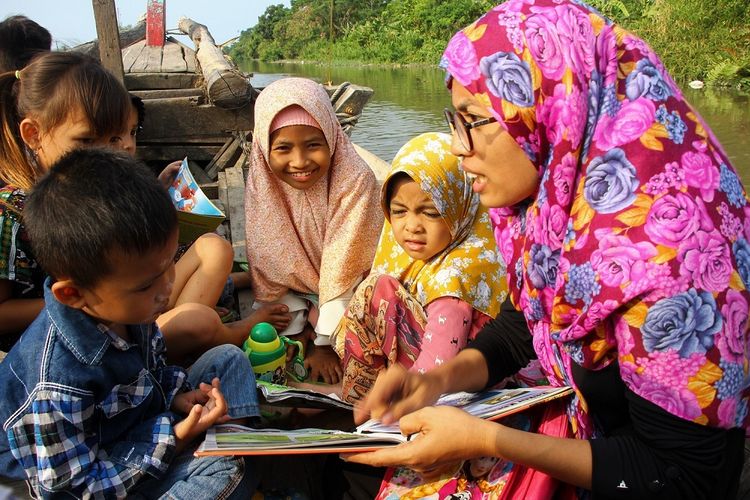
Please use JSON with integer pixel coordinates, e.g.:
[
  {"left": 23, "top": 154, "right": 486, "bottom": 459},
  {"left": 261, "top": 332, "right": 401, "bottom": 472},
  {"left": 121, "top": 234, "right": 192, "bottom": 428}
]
[
  {"left": 157, "top": 161, "right": 182, "bottom": 189},
  {"left": 304, "top": 344, "right": 343, "bottom": 385},
  {"left": 173, "top": 378, "right": 228, "bottom": 451}
]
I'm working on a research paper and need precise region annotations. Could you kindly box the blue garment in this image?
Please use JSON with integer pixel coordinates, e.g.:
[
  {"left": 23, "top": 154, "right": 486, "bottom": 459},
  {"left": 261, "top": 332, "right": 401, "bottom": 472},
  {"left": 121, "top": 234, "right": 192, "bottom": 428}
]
[{"left": 0, "top": 279, "right": 260, "bottom": 498}]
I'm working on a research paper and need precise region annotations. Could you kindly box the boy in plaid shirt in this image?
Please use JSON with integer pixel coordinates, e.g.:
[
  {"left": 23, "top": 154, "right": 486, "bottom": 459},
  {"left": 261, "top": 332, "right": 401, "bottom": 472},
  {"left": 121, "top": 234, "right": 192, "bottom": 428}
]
[{"left": 0, "top": 149, "right": 259, "bottom": 499}]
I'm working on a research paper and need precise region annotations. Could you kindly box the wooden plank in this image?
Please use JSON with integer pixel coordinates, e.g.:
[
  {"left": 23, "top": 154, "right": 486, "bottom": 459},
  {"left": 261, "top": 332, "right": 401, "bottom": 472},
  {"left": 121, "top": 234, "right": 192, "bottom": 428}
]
[
  {"left": 188, "top": 160, "right": 212, "bottom": 184},
  {"left": 225, "top": 163, "right": 246, "bottom": 264},
  {"left": 91, "top": 0, "right": 124, "bottom": 82},
  {"left": 161, "top": 42, "right": 188, "bottom": 73},
  {"left": 121, "top": 40, "right": 145, "bottom": 73},
  {"left": 217, "top": 171, "right": 228, "bottom": 214},
  {"left": 200, "top": 181, "right": 219, "bottom": 199},
  {"left": 142, "top": 45, "right": 163, "bottom": 73},
  {"left": 124, "top": 72, "right": 199, "bottom": 90},
  {"left": 204, "top": 138, "right": 233, "bottom": 178},
  {"left": 205, "top": 137, "right": 242, "bottom": 180},
  {"left": 134, "top": 143, "right": 221, "bottom": 162},
  {"left": 139, "top": 96, "right": 253, "bottom": 141},
  {"left": 130, "top": 88, "right": 203, "bottom": 99},
  {"left": 166, "top": 36, "right": 197, "bottom": 72},
  {"left": 146, "top": 0, "right": 166, "bottom": 46}
]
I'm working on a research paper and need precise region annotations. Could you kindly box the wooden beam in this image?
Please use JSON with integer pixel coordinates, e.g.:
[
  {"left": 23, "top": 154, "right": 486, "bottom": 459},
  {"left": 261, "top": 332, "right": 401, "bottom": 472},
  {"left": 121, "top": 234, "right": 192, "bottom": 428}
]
[
  {"left": 138, "top": 96, "right": 253, "bottom": 141},
  {"left": 205, "top": 136, "right": 243, "bottom": 180},
  {"left": 124, "top": 72, "right": 199, "bottom": 90},
  {"left": 146, "top": 0, "right": 166, "bottom": 46},
  {"left": 177, "top": 17, "right": 252, "bottom": 108},
  {"left": 134, "top": 143, "right": 222, "bottom": 162},
  {"left": 130, "top": 88, "right": 204, "bottom": 99},
  {"left": 91, "top": 0, "right": 124, "bottom": 82}
]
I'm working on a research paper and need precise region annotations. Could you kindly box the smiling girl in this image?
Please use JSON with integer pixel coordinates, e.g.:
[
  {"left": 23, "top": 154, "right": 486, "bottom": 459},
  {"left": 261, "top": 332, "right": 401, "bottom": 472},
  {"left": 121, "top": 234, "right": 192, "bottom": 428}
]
[
  {"left": 331, "top": 132, "right": 508, "bottom": 404},
  {"left": 244, "top": 77, "right": 382, "bottom": 384}
]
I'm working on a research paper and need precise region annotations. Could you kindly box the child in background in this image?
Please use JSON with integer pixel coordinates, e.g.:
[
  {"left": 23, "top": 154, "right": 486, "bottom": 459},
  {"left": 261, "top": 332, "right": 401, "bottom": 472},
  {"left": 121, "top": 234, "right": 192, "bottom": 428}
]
[
  {"left": 0, "top": 51, "right": 132, "bottom": 351},
  {"left": 0, "top": 149, "right": 258, "bottom": 499},
  {"left": 122, "top": 94, "right": 291, "bottom": 362},
  {"left": 244, "top": 77, "right": 383, "bottom": 384},
  {"left": 0, "top": 15, "right": 51, "bottom": 72},
  {"left": 331, "top": 132, "right": 507, "bottom": 403}
]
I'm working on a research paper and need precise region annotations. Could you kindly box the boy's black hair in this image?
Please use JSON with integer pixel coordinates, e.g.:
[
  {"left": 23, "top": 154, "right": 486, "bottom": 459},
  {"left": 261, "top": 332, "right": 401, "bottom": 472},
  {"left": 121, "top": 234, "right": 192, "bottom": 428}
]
[
  {"left": 0, "top": 15, "right": 52, "bottom": 72},
  {"left": 24, "top": 148, "right": 178, "bottom": 288}
]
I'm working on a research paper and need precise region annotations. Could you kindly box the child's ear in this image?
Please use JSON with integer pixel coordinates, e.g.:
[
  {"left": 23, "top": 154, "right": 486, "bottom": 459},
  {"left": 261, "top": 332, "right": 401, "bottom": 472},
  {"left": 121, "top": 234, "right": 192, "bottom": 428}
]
[
  {"left": 19, "top": 117, "right": 43, "bottom": 150},
  {"left": 51, "top": 280, "right": 87, "bottom": 309}
]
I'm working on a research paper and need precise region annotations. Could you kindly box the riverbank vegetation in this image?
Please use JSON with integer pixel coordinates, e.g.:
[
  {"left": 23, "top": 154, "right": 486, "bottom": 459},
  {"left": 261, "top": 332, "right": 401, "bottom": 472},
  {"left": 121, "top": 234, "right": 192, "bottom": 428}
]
[{"left": 228, "top": 0, "right": 750, "bottom": 89}]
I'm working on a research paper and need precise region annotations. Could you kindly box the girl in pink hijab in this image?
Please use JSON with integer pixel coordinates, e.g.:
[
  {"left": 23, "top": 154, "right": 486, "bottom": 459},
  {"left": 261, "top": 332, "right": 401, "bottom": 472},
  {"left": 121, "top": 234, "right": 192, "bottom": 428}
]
[{"left": 245, "top": 77, "right": 382, "bottom": 384}]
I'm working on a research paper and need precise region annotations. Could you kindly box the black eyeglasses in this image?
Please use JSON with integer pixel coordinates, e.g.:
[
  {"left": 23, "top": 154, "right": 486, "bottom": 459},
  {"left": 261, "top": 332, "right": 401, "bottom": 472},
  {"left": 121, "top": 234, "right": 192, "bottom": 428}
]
[{"left": 444, "top": 108, "right": 497, "bottom": 153}]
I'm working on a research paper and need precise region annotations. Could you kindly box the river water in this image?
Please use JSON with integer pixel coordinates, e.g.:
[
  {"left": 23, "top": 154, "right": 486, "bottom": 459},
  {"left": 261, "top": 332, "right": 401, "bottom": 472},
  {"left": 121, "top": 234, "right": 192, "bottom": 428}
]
[{"left": 240, "top": 60, "right": 750, "bottom": 184}]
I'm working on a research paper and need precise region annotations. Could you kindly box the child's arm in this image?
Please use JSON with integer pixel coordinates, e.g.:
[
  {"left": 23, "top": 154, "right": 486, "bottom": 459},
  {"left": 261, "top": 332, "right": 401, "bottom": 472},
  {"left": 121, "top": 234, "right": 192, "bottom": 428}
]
[
  {"left": 0, "top": 279, "right": 43, "bottom": 336},
  {"left": 411, "top": 297, "right": 474, "bottom": 374},
  {"left": 7, "top": 391, "right": 180, "bottom": 498}
]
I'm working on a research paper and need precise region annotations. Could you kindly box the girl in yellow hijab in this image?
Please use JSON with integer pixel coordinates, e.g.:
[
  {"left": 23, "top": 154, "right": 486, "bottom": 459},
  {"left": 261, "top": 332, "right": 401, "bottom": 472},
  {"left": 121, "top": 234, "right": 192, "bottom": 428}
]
[{"left": 332, "top": 132, "right": 507, "bottom": 404}]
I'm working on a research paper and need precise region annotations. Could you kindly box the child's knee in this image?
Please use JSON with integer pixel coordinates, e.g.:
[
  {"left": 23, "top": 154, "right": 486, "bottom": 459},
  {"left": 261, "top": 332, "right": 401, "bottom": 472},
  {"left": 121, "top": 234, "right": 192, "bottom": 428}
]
[
  {"left": 195, "top": 233, "right": 233, "bottom": 267},
  {"left": 160, "top": 302, "right": 222, "bottom": 343}
]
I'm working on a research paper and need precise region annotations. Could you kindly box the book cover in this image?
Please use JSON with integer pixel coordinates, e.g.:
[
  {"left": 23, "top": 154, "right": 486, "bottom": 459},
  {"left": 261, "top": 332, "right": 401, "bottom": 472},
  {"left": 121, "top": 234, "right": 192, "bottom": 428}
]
[
  {"left": 168, "top": 158, "right": 225, "bottom": 243},
  {"left": 196, "top": 425, "right": 407, "bottom": 456},
  {"left": 356, "top": 386, "right": 573, "bottom": 434},
  {"left": 257, "top": 380, "right": 354, "bottom": 411},
  {"left": 196, "top": 385, "right": 572, "bottom": 456}
]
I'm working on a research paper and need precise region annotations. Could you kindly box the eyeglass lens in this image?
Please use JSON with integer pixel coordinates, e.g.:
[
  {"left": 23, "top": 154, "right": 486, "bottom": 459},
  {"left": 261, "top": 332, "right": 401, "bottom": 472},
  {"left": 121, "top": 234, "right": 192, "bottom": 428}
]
[{"left": 444, "top": 109, "right": 472, "bottom": 152}]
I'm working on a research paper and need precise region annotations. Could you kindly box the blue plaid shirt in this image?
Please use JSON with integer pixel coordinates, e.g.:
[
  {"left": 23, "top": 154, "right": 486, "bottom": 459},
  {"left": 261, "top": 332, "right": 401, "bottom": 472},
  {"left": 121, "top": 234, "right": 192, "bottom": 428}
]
[{"left": 0, "top": 279, "right": 188, "bottom": 498}]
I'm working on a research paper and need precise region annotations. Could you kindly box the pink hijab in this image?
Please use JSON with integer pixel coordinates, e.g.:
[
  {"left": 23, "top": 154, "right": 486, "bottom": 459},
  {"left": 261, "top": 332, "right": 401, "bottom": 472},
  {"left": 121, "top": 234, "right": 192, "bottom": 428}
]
[
  {"left": 245, "top": 77, "right": 382, "bottom": 304},
  {"left": 442, "top": 0, "right": 750, "bottom": 436}
]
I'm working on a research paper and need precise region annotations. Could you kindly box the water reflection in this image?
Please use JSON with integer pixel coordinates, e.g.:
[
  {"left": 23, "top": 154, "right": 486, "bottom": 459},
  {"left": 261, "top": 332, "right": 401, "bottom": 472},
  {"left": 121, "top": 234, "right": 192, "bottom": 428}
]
[{"left": 241, "top": 61, "right": 750, "bottom": 183}]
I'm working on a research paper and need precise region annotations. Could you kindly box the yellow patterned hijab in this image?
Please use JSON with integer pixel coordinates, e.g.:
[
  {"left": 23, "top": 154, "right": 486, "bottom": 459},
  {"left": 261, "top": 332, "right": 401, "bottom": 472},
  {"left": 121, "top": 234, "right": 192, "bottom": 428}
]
[{"left": 372, "top": 132, "right": 507, "bottom": 317}]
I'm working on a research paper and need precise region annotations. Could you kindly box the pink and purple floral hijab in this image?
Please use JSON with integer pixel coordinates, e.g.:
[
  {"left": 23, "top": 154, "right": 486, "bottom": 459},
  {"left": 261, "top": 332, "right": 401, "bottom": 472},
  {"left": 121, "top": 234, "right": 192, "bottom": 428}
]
[{"left": 442, "top": 0, "right": 750, "bottom": 436}]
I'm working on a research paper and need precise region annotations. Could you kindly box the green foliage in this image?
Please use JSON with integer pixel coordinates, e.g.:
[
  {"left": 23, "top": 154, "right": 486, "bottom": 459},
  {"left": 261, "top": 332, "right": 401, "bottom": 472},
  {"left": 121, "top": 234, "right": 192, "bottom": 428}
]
[{"left": 228, "top": 0, "right": 750, "bottom": 87}]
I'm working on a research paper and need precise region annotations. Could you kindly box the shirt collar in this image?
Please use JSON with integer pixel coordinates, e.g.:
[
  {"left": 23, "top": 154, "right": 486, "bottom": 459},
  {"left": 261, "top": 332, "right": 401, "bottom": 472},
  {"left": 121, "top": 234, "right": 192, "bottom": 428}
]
[{"left": 43, "top": 277, "right": 141, "bottom": 365}]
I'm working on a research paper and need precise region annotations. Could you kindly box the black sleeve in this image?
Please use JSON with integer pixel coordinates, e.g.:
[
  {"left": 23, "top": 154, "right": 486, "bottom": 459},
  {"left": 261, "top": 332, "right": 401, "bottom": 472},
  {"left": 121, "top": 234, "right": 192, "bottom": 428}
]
[
  {"left": 590, "top": 387, "right": 744, "bottom": 500},
  {"left": 467, "top": 296, "right": 536, "bottom": 388}
]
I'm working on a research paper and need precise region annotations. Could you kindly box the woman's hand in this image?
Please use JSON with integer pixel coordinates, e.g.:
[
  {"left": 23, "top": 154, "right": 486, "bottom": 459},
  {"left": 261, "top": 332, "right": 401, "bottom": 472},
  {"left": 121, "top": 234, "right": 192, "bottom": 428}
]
[
  {"left": 345, "top": 406, "right": 498, "bottom": 476},
  {"left": 354, "top": 363, "right": 443, "bottom": 425}
]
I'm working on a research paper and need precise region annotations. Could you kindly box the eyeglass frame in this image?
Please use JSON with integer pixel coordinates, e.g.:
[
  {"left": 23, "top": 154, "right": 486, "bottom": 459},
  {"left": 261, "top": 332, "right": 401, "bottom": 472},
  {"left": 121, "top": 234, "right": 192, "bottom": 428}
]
[{"left": 443, "top": 108, "right": 497, "bottom": 153}]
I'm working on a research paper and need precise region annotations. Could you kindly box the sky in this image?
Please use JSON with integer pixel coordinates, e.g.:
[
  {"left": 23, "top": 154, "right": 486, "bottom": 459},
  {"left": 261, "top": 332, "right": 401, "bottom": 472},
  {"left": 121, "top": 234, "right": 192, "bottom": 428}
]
[{"left": 0, "top": 0, "right": 290, "bottom": 49}]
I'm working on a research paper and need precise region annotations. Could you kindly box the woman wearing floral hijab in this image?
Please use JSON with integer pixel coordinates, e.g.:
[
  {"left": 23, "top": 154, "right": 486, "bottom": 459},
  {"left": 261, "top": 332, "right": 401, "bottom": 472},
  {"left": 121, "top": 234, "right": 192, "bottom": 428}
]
[
  {"left": 346, "top": 1, "right": 749, "bottom": 497},
  {"left": 332, "top": 132, "right": 508, "bottom": 405}
]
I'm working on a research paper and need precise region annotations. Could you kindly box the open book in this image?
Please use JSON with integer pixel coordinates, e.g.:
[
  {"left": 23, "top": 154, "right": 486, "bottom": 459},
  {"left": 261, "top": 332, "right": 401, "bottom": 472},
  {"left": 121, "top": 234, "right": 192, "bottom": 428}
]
[
  {"left": 196, "top": 385, "right": 572, "bottom": 456},
  {"left": 168, "top": 158, "right": 225, "bottom": 243},
  {"left": 257, "top": 380, "right": 354, "bottom": 411}
]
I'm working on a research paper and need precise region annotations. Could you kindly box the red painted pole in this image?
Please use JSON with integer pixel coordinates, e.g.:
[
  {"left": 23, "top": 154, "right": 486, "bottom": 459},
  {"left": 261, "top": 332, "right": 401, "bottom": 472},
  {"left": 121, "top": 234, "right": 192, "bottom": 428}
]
[{"left": 146, "top": 0, "right": 165, "bottom": 46}]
